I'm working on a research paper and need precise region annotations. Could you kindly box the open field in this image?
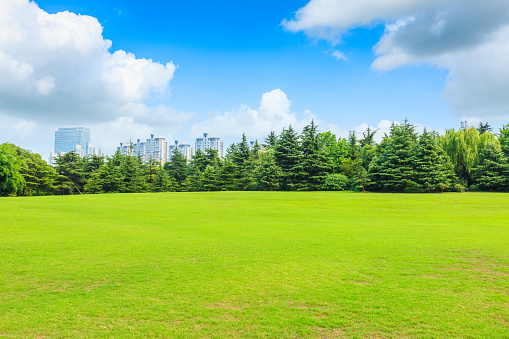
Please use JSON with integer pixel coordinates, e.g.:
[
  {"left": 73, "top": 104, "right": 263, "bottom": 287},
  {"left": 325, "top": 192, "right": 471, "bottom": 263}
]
[{"left": 1, "top": 192, "right": 508, "bottom": 338}]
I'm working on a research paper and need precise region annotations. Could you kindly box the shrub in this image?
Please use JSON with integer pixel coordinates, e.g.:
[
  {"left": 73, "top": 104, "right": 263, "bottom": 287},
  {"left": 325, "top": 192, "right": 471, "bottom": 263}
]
[{"left": 323, "top": 174, "right": 350, "bottom": 191}]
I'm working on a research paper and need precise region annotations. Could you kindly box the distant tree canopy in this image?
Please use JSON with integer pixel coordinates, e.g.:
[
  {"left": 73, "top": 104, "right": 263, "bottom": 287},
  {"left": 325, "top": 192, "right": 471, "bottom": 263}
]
[{"left": 2, "top": 120, "right": 509, "bottom": 197}]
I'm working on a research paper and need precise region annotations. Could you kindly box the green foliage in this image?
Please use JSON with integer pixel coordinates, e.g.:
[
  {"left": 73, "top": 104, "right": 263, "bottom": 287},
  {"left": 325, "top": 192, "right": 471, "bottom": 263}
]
[
  {"left": 263, "top": 131, "right": 278, "bottom": 148},
  {"left": 21, "top": 152, "right": 56, "bottom": 196},
  {"left": 439, "top": 127, "right": 500, "bottom": 186},
  {"left": 254, "top": 149, "right": 282, "bottom": 191},
  {"left": 0, "top": 143, "right": 25, "bottom": 196},
  {"left": 274, "top": 126, "right": 306, "bottom": 190},
  {"left": 471, "top": 142, "right": 509, "bottom": 191},
  {"left": 322, "top": 173, "right": 350, "bottom": 191},
  {"left": 54, "top": 151, "right": 86, "bottom": 195},
  {"left": 300, "top": 121, "right": 333, "bottom": 190},
  {"left": 499, "top": 124, "right": 509, "bottom": 159},
  {"left": 164, "top": 148, "right": 188, "bottom": 185},
  {"left": 477, "top": 122, "right": 492, "bottom": 134},
  {"left": 319, "top": 132, "right": 348, "bottom": 173},
  {"left": 369, "top": 121, "right": 418, "bottom": 191},
  {"left": 201, "top": 165, "right": 219, "bottom": 191},
  {"left": 7, "top": 119, "right": 509, "bottom": 195},
  {"left": 412, "top": 130, "right": 456, "bottom": 192}
]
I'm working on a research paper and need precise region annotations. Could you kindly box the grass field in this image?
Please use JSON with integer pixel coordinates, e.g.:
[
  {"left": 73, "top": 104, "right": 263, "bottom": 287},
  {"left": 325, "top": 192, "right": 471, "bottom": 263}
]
[{"left": 1, "top": 192, "right": 508, "bottom": 338}]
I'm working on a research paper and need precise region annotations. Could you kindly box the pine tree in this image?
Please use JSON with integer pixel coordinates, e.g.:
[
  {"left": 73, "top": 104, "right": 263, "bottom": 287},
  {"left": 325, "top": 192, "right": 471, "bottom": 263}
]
[
  {"left": 274, "top": 126, "right": 305, "bottom": 190},
  {"left": 202, "top": 165, "right": 219, "bottom": 191},
  {"left": 413, "top": 129, "right": 456, "bottom": 192},
  {"left": 499, "top": 124, "right": 509, "bottom": 159},
  {"left": 120, "top": 153, "right": 147, "bottom": 193},
  {"left": 369, "top": 121, "right": 417, "bottom": 191},
  {"left": 54, "top": 151, "right": 86, "bottom": 194},
  {"left": 217, "top": 160, "right": 237, "bottom": 191},
  {"left": 301, "top": 121, "right": 333, "bottom": 190},
  {"left": 264, "top": 131, "right": 278, "bottom": 148},
  {"left": 472, "top": 142, "right": 509, "bottom": 191},
  {"left": 152, "top": 167, "right": 176, "bottom": 192},
  {"left": 254, "top": 149, "right": 282, "bottom": 191},
  {"left": 477, "top": 122, "right": 492, "bottom": 135},
  {"left": 165, "top": 148, "right": 188, "bottom": 185},
  {"left": 22, "top": 153, "right": 56, "bottom": 196}
]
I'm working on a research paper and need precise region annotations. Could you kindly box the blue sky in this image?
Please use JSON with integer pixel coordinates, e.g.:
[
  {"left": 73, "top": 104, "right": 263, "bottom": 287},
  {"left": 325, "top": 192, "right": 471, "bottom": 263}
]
[{"left": 1, "top": 0, "right": 508, "bottom": 156}]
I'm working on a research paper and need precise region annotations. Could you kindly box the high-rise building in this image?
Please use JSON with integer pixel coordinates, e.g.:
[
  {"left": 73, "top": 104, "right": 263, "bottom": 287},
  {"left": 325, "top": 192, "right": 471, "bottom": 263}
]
[
  {"left": 195, "top": 133, "right": 224, "bottom": 158},
  {"left": 54, "top": 127, "right": 90, "bottom": 156},
  {"left": 169, "top": 140, "right": 195, "bottom": 162},
  {"left": 119, "top": 134, "right": 170, "bottom": 165}
]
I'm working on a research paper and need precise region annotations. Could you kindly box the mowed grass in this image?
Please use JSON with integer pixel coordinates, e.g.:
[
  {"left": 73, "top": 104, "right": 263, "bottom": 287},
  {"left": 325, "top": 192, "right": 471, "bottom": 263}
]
[{"left": 0, "top": 192, "right": 508, "bottom": 338}]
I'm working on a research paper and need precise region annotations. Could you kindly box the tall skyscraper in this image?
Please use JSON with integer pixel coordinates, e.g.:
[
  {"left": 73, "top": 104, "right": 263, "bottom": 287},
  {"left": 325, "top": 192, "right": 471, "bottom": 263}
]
[
  {"left": 195, "top": 133, "right": 224, "bottom": 158},
  {"left": 54, "top": 127, "right": 90, "bottom": 156}
]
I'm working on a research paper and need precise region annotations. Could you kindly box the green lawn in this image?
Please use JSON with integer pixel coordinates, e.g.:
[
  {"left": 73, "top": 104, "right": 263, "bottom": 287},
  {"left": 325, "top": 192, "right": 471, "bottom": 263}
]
[{"left": 1, "top": 192, "right": 508, "bottom": 338}]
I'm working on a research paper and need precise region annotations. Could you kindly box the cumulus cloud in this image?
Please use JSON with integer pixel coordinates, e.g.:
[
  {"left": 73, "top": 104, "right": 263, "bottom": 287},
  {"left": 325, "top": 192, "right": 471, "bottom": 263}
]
[
  {"left": 190, "top": 89, "right": 345, "bottom": 142},
  {"left": 284, "top": 0, "right": 509, "bottom": 119},
  {"left": 0, "top": 0, "right": 176, "bottom": 123}
]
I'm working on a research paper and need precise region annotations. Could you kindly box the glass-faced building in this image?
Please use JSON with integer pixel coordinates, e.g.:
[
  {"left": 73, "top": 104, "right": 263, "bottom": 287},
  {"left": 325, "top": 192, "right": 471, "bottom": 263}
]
[{"left": 54, "top": 127, "right": 90, "bottom": 155}]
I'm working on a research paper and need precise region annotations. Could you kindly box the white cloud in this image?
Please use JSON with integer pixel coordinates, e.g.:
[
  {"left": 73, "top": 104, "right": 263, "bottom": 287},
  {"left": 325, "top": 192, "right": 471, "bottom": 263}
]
[
  {"left": 0, "top": 0, "right": 176, "bottom": 123},
  {"left": 282, "top": 0, "right": 441, "bottom": 42},
  {"left": 327, "top": 50, "right": 348, "bottom": 61},
  {"left": 284, "top": 0, "right": 509, "bottom": 120},
  {"left": 190, "top": 89, "right": 346, "bottom": 143}
]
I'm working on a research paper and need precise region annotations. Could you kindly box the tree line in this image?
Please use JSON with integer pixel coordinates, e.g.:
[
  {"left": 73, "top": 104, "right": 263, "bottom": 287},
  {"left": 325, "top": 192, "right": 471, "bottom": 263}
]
[{"left": 1, "top": 120, "right": 509, "bottom": 197}]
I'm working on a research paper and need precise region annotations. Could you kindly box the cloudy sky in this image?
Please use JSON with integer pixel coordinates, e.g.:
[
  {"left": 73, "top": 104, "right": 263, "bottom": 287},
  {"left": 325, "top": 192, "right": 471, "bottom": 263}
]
[{"left": 1, "top": 0, "right": 509, "bottom": 157}]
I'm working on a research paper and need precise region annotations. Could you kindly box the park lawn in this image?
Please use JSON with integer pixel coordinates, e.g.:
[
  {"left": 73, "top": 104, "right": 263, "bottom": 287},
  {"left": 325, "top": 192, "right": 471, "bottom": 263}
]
[{"left": 0, "top": 192, "right": 508, "bottom": 338}]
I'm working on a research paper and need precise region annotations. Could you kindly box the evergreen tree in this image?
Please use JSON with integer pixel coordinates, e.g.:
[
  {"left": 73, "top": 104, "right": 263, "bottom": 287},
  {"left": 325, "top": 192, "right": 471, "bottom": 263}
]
[
  {"left": 164, "top": 148, "right": 188, "bottom": 185},
  {"left": 360, "top": 127, "right": 378, "bottom": 147},
  {"left": 351, "top": 157, "right": 371, "bottom": 192},
  {"left": 201, "top": 165, "right": 219, "bottom": 191},
  {"left": 499, "top": 124, "right": 509, "bottom": 159},
  {"left": 190, "top": 149, "right": 208, "bottom": 173},
  {"left": 145, "top": 159, "right": 160, "bottom": 187},
  {"left": 274, "top": 126, "right": 305, "bottom": 190},
  {"left": 240, "top": 140, "right": 261, "bottom": 191},
  {"left": 263, "top": 131, "right": 278, "bottom": 148},
  {"left": 319, "top": 132, "right": 348, "bottom": 174},
  {"left": 347, "top": 131, "right": 360, "bottom": 160},
  {"left": 471, "top": 142, "right": 509, "bottom": 191},
  {"left": 21, "top": 153, "right": 56, "bottom": 196},
  {"left": 477, "top": 122, "right": 492, "bottom": 135},
  {"left": 254, "top": 149, "right": 282, "bottom": 191},
  {"left": 120, "top": 154, "right": 147, "bottom": 193},
  {"left": 98, "top": 151, "right": 125, "bottom": 193},
  {"left": 301, "top": 121, "right": 333, "bottom": 190},
  {"left": 369, "top": 121, "right": 417, "bottom": 191},
  {"left": 152, "top": 167, "right": 177, "bottom": 192},
  {"left": 217, "top": 160, "right": 237, "bottom": 191},
  {"left": 54, "top": 151, "right": 86, "bottom": 194},
  {"left": 413, "top": 129, "right": 456, "bottom": 192},
  {"left": 84, "top": 171, "right": 103, "bottom": 194}
]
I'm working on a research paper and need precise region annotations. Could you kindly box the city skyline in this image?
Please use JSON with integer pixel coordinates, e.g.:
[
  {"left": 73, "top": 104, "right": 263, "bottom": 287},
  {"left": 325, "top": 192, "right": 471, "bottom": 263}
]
[{"left": 1, "top": 0, "right": 509, "bottom": 158}]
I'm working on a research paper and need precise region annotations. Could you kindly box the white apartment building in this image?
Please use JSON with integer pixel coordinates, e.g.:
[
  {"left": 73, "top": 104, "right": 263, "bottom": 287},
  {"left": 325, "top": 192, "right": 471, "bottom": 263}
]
[
  {"left": 169, "top": 140, "right": 195, "bottom": 162},
  {"left": 119, "top": 134, "right": 170, "bottom": 165},
  {"left": 195, "top": 133, "right": 224, "bottom": 158}
]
